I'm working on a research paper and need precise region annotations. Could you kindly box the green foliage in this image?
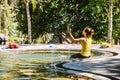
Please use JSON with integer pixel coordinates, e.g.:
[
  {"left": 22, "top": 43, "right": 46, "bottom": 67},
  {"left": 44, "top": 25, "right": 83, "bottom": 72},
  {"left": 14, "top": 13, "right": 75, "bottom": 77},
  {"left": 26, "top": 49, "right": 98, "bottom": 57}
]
[
  {"left": 112, "top": 0, "right": 120, "bottom": 40},
  {"left": 13, "top": 0, "right": 120, "bottom": 44},
  {"left": 0, "top": 0, "right": 20, "bottom": 43},
  {"left": 81, "top": 0, "right": 109, "bottom": 41}
]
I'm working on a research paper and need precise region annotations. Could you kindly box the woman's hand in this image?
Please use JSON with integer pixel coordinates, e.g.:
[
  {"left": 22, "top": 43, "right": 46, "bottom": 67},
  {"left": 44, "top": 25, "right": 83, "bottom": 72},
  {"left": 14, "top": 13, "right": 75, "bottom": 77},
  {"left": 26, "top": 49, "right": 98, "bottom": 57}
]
[{"left": 67, "top": 26, "right": 72, "bottom": 33}]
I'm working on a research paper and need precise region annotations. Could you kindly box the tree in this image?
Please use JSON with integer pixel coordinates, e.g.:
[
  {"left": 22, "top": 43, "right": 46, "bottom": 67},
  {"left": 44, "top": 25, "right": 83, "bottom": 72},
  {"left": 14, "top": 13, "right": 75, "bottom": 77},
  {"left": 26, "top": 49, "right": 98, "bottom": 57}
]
[
  {"left": 108, "top": 0, "right": 113, "bottom": 44},
  {"left": 23, "top": 0, "right": 32, "bottom": 44}
]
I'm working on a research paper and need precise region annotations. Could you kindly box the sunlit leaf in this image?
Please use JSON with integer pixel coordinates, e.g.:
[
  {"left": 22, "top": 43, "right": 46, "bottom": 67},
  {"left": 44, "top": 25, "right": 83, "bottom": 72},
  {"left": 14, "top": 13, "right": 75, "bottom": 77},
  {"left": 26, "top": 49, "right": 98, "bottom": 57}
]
[
  {"left": 31, "top": 0, "right": 36, "bottom": 11},
  {"left": 39, "top": 5, "right": 43, "bottom": 12}
]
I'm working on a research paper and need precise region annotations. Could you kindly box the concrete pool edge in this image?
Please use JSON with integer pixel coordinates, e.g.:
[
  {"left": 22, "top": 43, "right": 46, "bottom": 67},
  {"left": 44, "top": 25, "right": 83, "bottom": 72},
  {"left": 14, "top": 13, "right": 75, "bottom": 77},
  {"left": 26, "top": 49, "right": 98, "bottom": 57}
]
[{"left": 0, "top": 44, "right": 120, "bottom": 58}]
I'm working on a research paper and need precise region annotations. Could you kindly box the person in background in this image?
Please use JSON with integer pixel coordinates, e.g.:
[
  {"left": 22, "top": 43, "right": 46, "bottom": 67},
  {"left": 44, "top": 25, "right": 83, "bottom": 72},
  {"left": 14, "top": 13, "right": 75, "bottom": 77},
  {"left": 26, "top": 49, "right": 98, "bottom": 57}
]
[
  {"left": 0, "top": 33, "right": 8, "bottom": 45},
  {"left": 67, "top": 26, "right": 94, "bottom": 58},
  {"left": 7, "top": 42, "right": 19, "bottom": 49}
]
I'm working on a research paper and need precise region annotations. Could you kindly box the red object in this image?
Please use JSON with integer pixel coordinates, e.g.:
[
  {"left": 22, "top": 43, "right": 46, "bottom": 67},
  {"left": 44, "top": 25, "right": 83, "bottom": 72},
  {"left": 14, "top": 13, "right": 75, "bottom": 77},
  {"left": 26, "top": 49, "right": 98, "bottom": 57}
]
[{"left": 8, "top": 43, "right": 19, "bottom": 49}]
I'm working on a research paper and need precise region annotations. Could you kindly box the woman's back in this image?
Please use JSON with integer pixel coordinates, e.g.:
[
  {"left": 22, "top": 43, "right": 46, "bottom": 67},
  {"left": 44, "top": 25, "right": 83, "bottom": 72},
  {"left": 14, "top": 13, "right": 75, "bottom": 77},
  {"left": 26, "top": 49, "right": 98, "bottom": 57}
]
[{"left": 80, "top": 38, "right": 92, "bottom": 57}]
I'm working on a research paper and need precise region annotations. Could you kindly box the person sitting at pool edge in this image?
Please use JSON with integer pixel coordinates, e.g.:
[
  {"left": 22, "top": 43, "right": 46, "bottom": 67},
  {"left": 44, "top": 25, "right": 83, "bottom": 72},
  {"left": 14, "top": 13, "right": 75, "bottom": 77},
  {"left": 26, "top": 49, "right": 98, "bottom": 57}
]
[{"left": 67, "top": 26, "right": 94, "bottom": 58}]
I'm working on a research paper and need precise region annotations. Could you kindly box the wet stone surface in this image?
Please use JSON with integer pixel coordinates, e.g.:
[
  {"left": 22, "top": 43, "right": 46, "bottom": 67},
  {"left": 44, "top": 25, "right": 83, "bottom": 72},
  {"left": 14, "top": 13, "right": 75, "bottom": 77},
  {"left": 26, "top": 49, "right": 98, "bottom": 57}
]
[{"left": 62, "top": 46, "right": 120, "bottom": 80}]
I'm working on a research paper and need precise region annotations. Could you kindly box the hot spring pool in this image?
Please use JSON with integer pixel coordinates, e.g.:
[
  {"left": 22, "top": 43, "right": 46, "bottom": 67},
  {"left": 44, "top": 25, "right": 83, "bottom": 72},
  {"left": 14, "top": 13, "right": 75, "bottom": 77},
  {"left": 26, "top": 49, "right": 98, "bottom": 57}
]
[{"left": 0, "top": 50, "right": 117, "bottom": 80}]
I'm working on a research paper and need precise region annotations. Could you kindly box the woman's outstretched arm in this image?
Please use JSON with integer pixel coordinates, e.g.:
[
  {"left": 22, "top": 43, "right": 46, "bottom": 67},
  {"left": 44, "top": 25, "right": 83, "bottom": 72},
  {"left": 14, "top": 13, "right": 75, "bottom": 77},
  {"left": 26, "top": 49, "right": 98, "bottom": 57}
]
[{"left": 67, "top": 26, "right": 84, "bottom": 43}]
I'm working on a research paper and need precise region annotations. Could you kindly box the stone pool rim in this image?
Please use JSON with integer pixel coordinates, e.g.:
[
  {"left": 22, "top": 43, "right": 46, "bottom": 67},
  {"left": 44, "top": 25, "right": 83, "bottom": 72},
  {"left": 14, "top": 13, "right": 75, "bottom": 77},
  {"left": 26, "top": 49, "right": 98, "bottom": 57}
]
[{"left": 0, "top": 44, "right": 119, "bottom": 56}]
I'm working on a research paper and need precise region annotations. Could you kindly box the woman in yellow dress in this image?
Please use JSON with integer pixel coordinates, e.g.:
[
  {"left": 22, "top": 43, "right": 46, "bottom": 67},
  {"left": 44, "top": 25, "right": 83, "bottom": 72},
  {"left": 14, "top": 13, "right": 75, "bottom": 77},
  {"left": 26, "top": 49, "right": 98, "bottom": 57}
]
[{"left": 67, "top": 26, "right": 94, "bottom": 58}]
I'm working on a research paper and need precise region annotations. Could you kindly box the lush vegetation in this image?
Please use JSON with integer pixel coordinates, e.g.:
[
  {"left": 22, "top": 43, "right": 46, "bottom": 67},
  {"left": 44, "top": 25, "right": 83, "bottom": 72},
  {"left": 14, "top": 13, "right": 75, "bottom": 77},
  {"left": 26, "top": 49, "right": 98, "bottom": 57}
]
[{"left": 0, "top": 0, "right": 119, "bottom": 44}]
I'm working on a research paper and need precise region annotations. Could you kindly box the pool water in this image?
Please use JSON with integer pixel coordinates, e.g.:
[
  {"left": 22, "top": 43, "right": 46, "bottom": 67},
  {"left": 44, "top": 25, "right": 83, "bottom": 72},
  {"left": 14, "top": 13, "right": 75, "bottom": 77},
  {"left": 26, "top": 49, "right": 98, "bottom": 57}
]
[{"left": 0, "top": 50, "right": 115, "bottom": 80}]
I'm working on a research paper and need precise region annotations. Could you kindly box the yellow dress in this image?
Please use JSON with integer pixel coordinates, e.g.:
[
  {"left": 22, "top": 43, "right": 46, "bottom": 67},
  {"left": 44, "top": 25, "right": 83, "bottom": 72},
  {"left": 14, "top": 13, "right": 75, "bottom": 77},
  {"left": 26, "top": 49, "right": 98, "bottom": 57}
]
[{"left": 80, "top": 38, "right": 92, "bottom": 57}]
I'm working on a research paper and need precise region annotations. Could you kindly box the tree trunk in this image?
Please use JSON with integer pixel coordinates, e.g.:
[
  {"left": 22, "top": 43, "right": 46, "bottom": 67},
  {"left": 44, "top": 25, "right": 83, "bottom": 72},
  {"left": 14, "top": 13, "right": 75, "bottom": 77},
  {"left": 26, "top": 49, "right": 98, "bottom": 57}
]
[
  {"left": 4, "top": 0, "right": 8, "bottom": 36},
  {"left": 108, "top": 0, "right": 113, "bottom": 44},
  {"left": 59, "top": 36, "right": 62, "bottom": 44},
  {"left": 25, "top": 0, "right": 32, "bottom": 44},
  {"left": 0, "top": 5, "right": 1, "bottom": 31}
]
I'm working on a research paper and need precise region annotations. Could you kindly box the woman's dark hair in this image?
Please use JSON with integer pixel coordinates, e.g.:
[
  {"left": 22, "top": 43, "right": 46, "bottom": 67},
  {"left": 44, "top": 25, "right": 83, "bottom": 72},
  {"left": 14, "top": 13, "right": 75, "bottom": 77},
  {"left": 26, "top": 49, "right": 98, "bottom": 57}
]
[{"left": 84, "top": 27, "right": 94, "bottom": 38}]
